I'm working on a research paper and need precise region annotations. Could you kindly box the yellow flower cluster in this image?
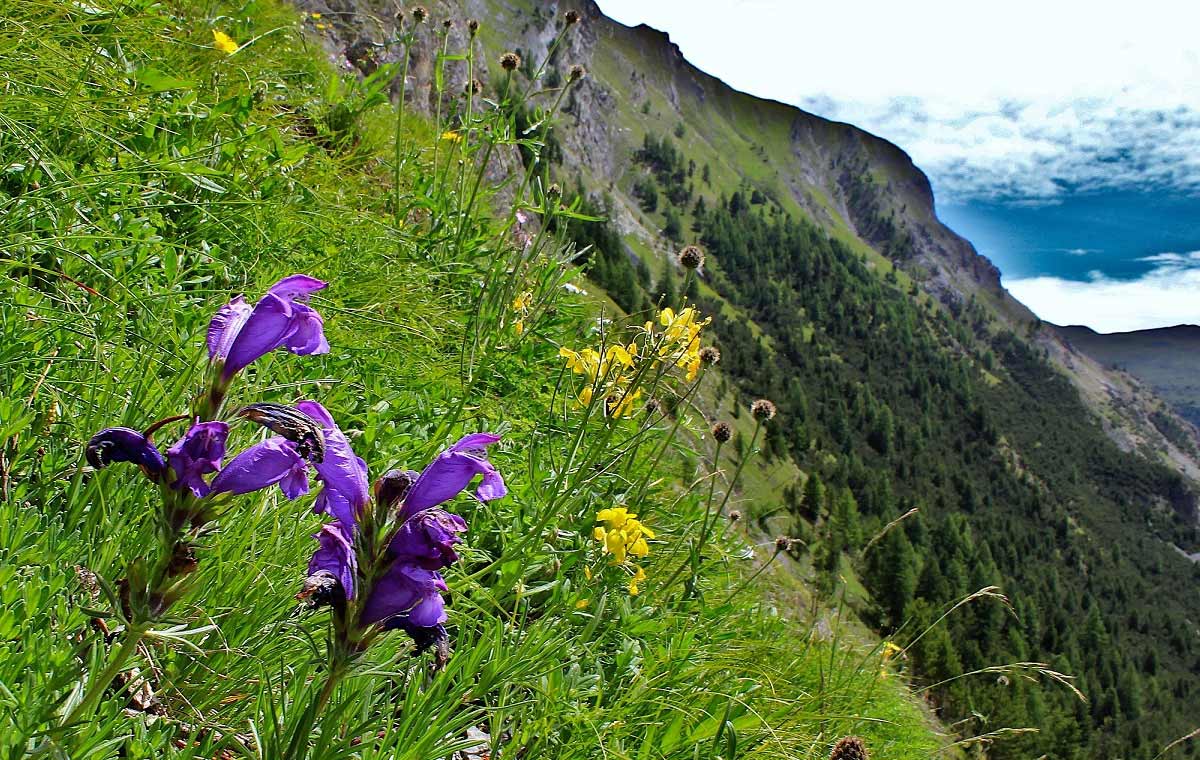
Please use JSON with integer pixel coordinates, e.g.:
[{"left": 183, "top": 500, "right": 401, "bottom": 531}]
[
  {"left": 440, "top": 130, "right": 462, "bottom": 143},
  {"left": 593, "top": 507, "right": 654, "bottom": 594},
  {"left": 558, "top": 343, "right": 642, "bottom": 416},
  {"left": 212, "top": 29, "right": 239, "bottom": 54},
  {"left": 646, "top": 307, "right": 710, "bottom": 382},
  {"left": 512, "top": 291, "right": 532, "bottom": 335}
]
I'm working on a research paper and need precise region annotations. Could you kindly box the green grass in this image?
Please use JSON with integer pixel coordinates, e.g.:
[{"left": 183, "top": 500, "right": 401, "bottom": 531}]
[{"left": 0, "top": 1, "right": 939, "bottom": 758}]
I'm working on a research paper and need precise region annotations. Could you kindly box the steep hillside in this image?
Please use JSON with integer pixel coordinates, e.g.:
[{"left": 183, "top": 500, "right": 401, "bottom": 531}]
[
  {"left": 1058, "top": 324, "right": 1200, "bottom": 429},
  {"left": 293, "top": 2, "right": 1200, "bottom": 758}
]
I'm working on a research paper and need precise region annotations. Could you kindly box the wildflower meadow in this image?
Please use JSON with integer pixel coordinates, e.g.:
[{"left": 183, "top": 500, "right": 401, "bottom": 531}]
[{"left": 0, "top": 2, "right": 939, "bottom": 758}]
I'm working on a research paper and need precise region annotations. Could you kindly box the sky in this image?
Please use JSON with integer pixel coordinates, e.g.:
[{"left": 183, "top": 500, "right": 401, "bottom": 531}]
[{"left": 594, "top": 0, "right": 1200, "bottom": 332}]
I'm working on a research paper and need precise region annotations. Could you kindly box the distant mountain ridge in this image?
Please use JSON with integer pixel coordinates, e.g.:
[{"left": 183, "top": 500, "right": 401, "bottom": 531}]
[{"left": 1056, "top": 323, "right": 1200, "bottom": 429}]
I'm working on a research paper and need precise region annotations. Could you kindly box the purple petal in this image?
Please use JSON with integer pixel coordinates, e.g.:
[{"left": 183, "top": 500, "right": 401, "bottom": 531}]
[
  {"left": 269, "top": 274, "right": 327, "bottom": 301},
  {"left": 283, "top": 304, "right": 329, "bottom": 356},
  {"left": 296, "top": 400, "right": 370, "bottom": 525},
  {"left": 402, "top": 433, "right": 505, "bottom": 514},
  {"left": 312, "top": 487, "right": 356, "bottom": 526},
  {"left": 207, "top": 296, "right": 253, "bottom": 361},
  {"left": 308, "top": 521, "right": 356, "bottom": 599},
  {"left": 85, "top": 427, "right": 166, "bottom": 477},
  {"left": 389, "top": 509, "right": 467, "bottom": 570},
  {"left": 362, "top": 563, "right": 448, "bottom": 627},
  {"left": 210, "top": 437, "right": 309, "bottom": 498},
  {"left": 295, "top": 399, "right": 335, "bottom": 428},
  {"left": 222, "top": 293, "right": 297, "bottom": 379},
  {"left": 166, "top": 421, "right": 229, "bottom": 498}
]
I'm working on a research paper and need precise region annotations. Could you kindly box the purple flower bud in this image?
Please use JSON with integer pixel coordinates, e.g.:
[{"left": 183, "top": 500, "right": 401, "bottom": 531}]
[
  {"left": 389, "top": 508, "right": 467, "bottom": 570},
  {"left": 209, "top": 437, "right": 310, "bottom": 499},
  {"left": 307, "top": 520, "right": 357, "bottom": 599},
  {"left": 374, "top": 469, "right": 421, "bottom": 509},
  {"left": 85, "top": 427, "right": 166, "bottom": 479},
  {"left": 207, "top": 275, "right": 330, "bottom": 380},
  {"left": 166, "top": 421, "right": 228, "bottom": 498},
  {"left": 402, "top": 433, "right": 507, "bottom": 516}
]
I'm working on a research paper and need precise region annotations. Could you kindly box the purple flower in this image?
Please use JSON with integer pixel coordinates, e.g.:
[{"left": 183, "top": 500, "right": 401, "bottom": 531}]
[
  {"left": 402, "top": 433, "right": 507, "bottom": 517},
  {"left": 166, "top": 421, "right": 228, "bottom": 498},
  {"left": 85, "top": 427, "right": 167, "bottom": 478},
  {"left": 389, "top": 509, "right": 467, "bottom": 570},
  {"left": 361, "top": 563, "right": 450, "bottom": 628},
  {"left": 296, "top": 400, "right": 369, "bottom": 527},
  {"left": 210, "top": 437, "right": 310, "bottom": 499},
  {"left": 308, "top": 520, "right": 357, "bottom": 598},
  {"left": 207, "top": 275, "right": 330, "bottom": 380}
]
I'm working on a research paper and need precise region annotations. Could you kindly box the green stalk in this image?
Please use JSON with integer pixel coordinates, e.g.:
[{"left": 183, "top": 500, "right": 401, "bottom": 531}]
[
  {"left": 392, "top": 35, "right": 411, "bottom": 236},
  {"left": 62, "top": 624, "right": 147, "bottom": 727}
]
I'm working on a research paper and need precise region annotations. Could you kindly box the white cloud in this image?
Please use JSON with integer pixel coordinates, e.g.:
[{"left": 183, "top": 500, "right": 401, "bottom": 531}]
[
  {"left": 1007, "top": 252, "right": 1200, "bottom": 332},
  {"left": 596, "top": 0, "right": 1200, "bottom": 203}
]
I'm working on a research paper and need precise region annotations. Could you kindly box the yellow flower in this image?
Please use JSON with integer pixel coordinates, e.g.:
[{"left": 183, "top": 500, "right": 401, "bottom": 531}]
[
  {"left": 594, "top": 507, "right": 655, "bottom": 575},
  {"left": 212, "top": 29, "right": 239, "bottom": 54},
  {"left": 315, "top": 22, "right": 327, "bottom": 30},
  {"left": 514, "top": 319, "right": 524, "bottom": 336},
  {"left": 575, "top": 599, "right": 591, "bottom": 609},
  {"left": 584, "top": 566, "right": 593, "bottom": 581},
  {"left": 882, "top": 641, "right": 903, "bottom": 661},
  {"left": 578, "top": 386, "right": 593, "bottom": 406},
  {"left": 513, "top": 291, "right": 532, "bottom": 312},
  {"left": 310, "top": 11, "right": 322, "bottom": 18},
  {"left": 440, "top": 130, "right": 462, "bottom": 143},
  {"left": 628, "top": 566, "right": 646, "bottom": 595}
]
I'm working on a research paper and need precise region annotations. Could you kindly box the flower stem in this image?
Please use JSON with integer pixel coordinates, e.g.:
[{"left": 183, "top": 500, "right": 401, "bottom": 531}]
[{"left": 62, "top": 624, "right": 147, "bottom": 728}]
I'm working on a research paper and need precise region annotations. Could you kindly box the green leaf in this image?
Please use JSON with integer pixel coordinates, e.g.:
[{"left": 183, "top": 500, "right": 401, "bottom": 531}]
[{"left": 133, "top": 67, "right": 195, "bottom": 92}]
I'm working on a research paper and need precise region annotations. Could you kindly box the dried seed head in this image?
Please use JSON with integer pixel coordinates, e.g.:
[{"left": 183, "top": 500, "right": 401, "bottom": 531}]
[
  {"left": 500, "top": 51, "right": 521, "bottom": 71},
  {"left": 411, "top": 6, "right": 428, "bottom": 23},
  {"left": 565, "top": 9, "right": 582, "bottom": 25},
  {"left": 750, "top": 398, "right": 777, "bottom": 422},
  {"left": 568, "top": 64, "right": 587, "bottom": 82},
  {"left": 546, "top": 182, "right": 562, "bottom": 200},
  {"left": 297, "top": 570, "right": 342, "bottom": 608},
  {"left": 644, "top": 398, "right": 663, "bottom": 416},
  {"left": 236, "top": 403, "right": 326, "bottom": 462},
  {"left": 711, "top": 421, "right": 733, "bottom": 443},
  {"left": 774, "top": 535, "right": 792, "bottom": 553},
  {"left": 464, "top": 78, "right": 483, "bottom": 95},
  {"left": 829, "top": 736, "right": 870, "bottom": 760},
  {"left": 728, "top": 510, "right": 742, "bottom": 523},
  {"left": 677, "top": 244, "right": 704, "bottom": 270},
  {"left": 466, "top": 18, "right": 480, "bottom": 36},
  {"left": 699, "top": 346, "right": 720, "bottom": 366},
  {"left": 442, "top": 18, "right": 452, "bottom": 29}
]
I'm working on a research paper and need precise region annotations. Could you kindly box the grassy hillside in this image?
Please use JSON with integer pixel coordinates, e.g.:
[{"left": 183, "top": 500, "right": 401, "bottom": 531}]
[
  {"left": 423, "top": 3, "right": 1200, "bottom": 758},
  {"left": 0, "top": 2, "right": 939, "bottom": 758}
]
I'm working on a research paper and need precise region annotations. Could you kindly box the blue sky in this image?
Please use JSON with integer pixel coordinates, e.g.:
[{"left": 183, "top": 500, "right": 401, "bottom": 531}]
[{"left": 595, "top": 0, "right": 1200, "bottom": 332}]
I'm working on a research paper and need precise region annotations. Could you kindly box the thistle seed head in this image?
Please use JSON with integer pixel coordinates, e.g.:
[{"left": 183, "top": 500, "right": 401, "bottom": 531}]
[
  {"left": 565, "top": 9, "right": 582, "bottom": 25},
  {"left": 728, "top": 509, "right": 742, "bottom": 522},
  {"left": 750, "top": 398, "right": 777, "bottom": 422},
  {"left": 464, "top": 78, "right": 483, "bottom": 95},
  {"left": 568, "top": 64, "right": 586, "bottom": 82},
  {"left": 699, "top": 346, "right": 720, "bottom": 366},
  {"left": 442, "top": 18, "right": 452, "bottom": 29},
  {"left": 466, "top": 18, "right": 480, "bottom": 36},
  {"left": 774, "top": 535, "right": 792, "bottom": 553},
  {"left": 411, "top": 6, "right": 428, "bottom": 23},
  {"left": 546, "top": 182, "right": 562, "bottom": 200},
  {"left": 711, "top": 421, "right": 733, "bottom": 443},
  {"left": 500, "top": 51, "right": 521, "bottom": 71},
  {"left": 677, "top": 244, "right": 704, "bottom": 270},
  {"left": 829, "top": 736, "right": 870, "bottom": 760},
  {"left": 645, "top": 398, "right": 663, "bottom": 416}
]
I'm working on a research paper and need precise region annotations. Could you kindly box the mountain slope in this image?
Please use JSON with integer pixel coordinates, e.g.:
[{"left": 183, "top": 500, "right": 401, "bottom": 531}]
[
  {"left": 298, "top": 2, "right": 1200, "bottom": 757},
  {"left": 1058, "top": 324, "right": 1200, "bottom": 430}
]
